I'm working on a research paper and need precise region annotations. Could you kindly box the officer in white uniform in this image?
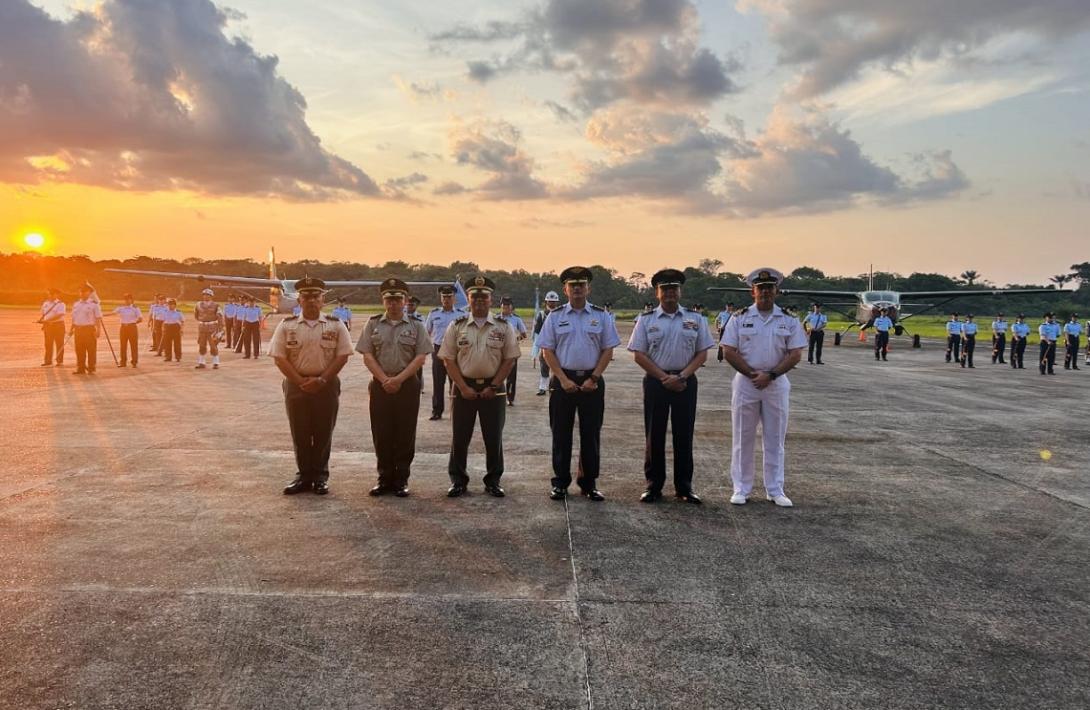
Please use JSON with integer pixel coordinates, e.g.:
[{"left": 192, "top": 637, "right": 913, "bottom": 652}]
[
  {"left": 720, "top": 268, "right": 807, "bottom": 507},
  {"left": 70, "top": 283, "right": 104, "bottom": 375},
  {"left": 39, "top": 288, "right": 67, "bottom": 367},
  {"left": 111, "top": 293, "right": 143, "bottom": 367}
]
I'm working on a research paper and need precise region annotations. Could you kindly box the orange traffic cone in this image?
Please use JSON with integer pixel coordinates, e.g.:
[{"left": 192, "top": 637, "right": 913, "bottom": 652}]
[{"left": 858, "top": 331, "right": 866, "bottom": 342}]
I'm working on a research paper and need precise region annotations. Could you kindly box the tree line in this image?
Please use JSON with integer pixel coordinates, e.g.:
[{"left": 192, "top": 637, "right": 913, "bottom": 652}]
[{"left": 3, "top": 252, "right": 1088, "bottom": 315}]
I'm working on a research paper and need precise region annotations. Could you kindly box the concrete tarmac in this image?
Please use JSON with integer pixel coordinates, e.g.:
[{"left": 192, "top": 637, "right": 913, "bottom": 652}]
[{"left": 1, "top": 310, "right": 1088, "bottom": 709}]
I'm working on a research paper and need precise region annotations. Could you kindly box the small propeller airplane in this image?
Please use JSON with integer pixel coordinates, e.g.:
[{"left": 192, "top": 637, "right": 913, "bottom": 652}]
[
  {"left": 106, "top": 247, "right": 468, "bottom": 314},
  {"left": 709, "top": 268, "right": 1067, "bottom": 344}
]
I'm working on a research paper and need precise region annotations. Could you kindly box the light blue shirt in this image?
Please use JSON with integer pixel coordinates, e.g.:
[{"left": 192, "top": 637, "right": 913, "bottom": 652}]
[
  {"left": 805, "top": 312, "right": 828, "bottom": 330},
  {"left": 628, "top": 306, "right": 716, "bottom": 371},
  {"left": 224, "top": 303, "right": 237, "bottom": 318},
  {"left": 150, "top": 303, "right": 166, "bottom": 321},
  {"left": 991, "top": 319, "right": 1007, "bottom": 333},
  {"left": 501, "top": 312, "right": 527, "bottom": 336},
  {"left": 160, "top": 309, "right": 184, "bottom": 325},
  {"left": 242, "top": 305, "right": 262, "bottom": 323},
  {"left": 714, "top": 310, "right": 732, "bottom": 330},
  {"left": 332, "top": 305, "right": 352, "bottom": 323},
  {"left": 113, "top": 305, "right": 142, "bottom": 325},
  {"left": 1063, "top": 321, "right": 1082, "bottom": 336},
  {"left": 537, "top": 302, "right": 622, "bottom": 370},
  {"left": 945, "top": 320, "right": 961, "bottom": 335},
  {"left": 426, "top": 307, "right": 465, "bottom": 345},
  {"left": 1039, "top": 322, "right": 1061, "bottom": 341},
  {"left": 961, "top": 322, "right": 978, "bottom": 336},
  {"left": 1012, "top": 322, "right": 1031, "bottom": 338},
  {"left": 873, "top": 316, "right": 893, "bottom": 332}
]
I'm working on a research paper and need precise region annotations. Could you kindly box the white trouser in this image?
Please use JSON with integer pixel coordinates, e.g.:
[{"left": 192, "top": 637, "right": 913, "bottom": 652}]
[{"left": 730, "top": 373, "right": 791, "bottom": 497}]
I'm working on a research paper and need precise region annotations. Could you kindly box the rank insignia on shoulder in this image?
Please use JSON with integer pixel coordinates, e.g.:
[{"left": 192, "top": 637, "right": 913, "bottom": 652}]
[
  {"left": 495, "top": 315, "right": 507, "bottom": 323},
  {"left": 327, "top": 315, "right": 339, "bottom": 321},
  {"left": 369, "top": 313, "right": 382, "bottom": 320},
  {"left": 284, "top": 315, "right": 299, "bottom": 321},
  {"left": 454, "top": 314, "right": 469, "bottom": 323},
  {"left": 590, "top": 304, "right": 604, "bottom": 312}
]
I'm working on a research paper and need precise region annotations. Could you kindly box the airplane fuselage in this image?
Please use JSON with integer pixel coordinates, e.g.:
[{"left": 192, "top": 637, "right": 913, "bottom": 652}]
[{"left": 857, "top": 290, "right": 900, "bottom": 323}]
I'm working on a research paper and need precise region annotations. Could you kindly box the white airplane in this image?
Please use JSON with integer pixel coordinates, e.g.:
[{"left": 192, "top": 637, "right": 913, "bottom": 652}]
[
  {"left": 106, "top": 247, "right": 468, "bottom": 313},
  {"left": 709, "top": 270, "right": 1067, "bottom": 344}
]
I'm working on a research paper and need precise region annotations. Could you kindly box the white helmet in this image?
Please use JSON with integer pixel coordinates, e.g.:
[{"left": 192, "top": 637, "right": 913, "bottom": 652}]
[
  {"left": 201, "top": 288, "right": 214, "bottom": 297},
  {"left": 545, "top": 291, "right": 560, "bottom": 302}
]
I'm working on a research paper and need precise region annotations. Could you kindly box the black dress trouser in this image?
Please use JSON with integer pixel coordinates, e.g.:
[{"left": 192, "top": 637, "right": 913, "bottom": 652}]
[
  {"left": 549, "top": 371, "right": 605, "bottom": 490},
  {"left": 808, "top": 330, "right": 824, "bottom": 362},
  {"left": 370, "top": 376, "right": 421, "bottom": 488},
  {"left": 284, "top": 377, "right": 340, "bottom": 482},
  {"left": 1039, "top": 341, "right": 1056, "bottom": 374},
  {"left": 642, "top": 375, "right": 697, "bottom": 494},
  {"left": 1065, "top": 335, "right": 1080, "bottom": 368},
  {"left": 448, "top": 381, "right": 506, "bottom": 487},
  {"left": 162, "top": 323, "right": 182, "bottom": 360},
  {"left": 73, "top": 325, "right": 97, "bottom": 371},
  {"left": 961, "top": 335, "right": 975, "bottom": 367},
  {"left": 992, "top": 333, "right": 1006, "bottom": 363},
  {"left": 946, "top": 334, "right": 960, "bottom": 362},
  {"left": 119, "top": 324, "right": 138, "bottom": 365},
  {"left": 43, "top": 322, "right": 65, "bottom": 364},
  {"left": 431, "top": 345, "right": 448, "bottom": 416},
  {"left": 875, "top": 331, "right": 889, "bottom": 359},
  {"left": 1011, "top": 338, "right": 1026, "bottom": 368}
]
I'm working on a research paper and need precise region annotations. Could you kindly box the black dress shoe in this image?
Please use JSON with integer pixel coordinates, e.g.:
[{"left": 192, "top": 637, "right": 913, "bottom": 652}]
[
  {"left": 394, "top": 486, "right": 411, "bottom": 497},
  {"left": 428, "top": 414, "right": 442, "bottom": 421},
  {"left": 313, "top": 481, "right": 330, "bottom": 495},
  {"left": 582, "top": 489, "right": 605, "bottom": 502},
  {"left": 368, "top": 484, "right": 392, "bottom": 496},
  {"left": 640, "top": 490, "right": 663, "bottom": 503},
  {"left": 484, "top": 485, "right": 505, "bottom": 498},
  {"left": 447, "top": 484, "right": 468, "bottom": 498},
  {"left": 549, "top": 487, "right": 567, "bottom": 500},
  {"left": 283, "top": 478, "right": 312, "bottom": 495},
  {"left": 675, "top": 491, "right": 703, "bottom": 504}
]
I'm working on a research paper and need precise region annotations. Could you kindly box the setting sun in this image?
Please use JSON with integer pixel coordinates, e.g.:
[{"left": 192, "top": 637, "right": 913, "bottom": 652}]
[{"left": 23, "top": 232, "right": 45, "bottom": 250}]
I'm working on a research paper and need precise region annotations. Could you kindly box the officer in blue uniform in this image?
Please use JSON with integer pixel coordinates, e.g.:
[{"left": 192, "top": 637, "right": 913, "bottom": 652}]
[
  {"left": 1063, "top": 314, "right": 1082, "bottom": 370},
  {"left": 628, "top": 269, "right": 714, "bottom": 504},
  {"left": 406, "top": 296, "right": 425, "bottom": 388},
  {"left": 945, "top": 313, "right": 961, "bottom": 363},
  {"left": 1010, "top": 314, "right": 1030, "bottom": 369},
  {"left": 498, "top": 296, "right": 528, "bottom": 405},
  {"left": 532, "top": 291, "right": 562, "bottom": 394},
  {"left": 873, "top": 308, "right": 893, "bottom": 361},
  {"left": 150, "top": 294, "right": 167, "bottom": 355},
  {"left": 991, "top": 313, "right": 1008, "bottom": 364},
  {"left": 426, "top": 285, "right": 464, "bottom": 420},
  {"left": 537, "top": 266, "right": 621, "bottom": 501},
  {"left": 331, "top": 299, "right": 353, "bottom": 332},
  {"left": 111, "top": 294, "right": 143, "bottom": 367},
  {"left": 960, "top": 314, "right": 979, "bottom": 368},
  {"left": 714, "top": 303, "right": 734, "bottom": 362},
  {"left": 804, "top": 304, "right": 827, "bottom": 364},
  {"left": 223, "top": 295, "right": 238, "bottom": 349},
  {"left": 1039, "top": 313, "right": 1060, "bottom": 375}
]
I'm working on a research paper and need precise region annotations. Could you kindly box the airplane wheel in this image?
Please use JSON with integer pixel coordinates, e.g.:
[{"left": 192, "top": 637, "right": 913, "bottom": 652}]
[
  {"left": 913, "top": 335, "right": 921, "bottom": 349},
  {"left": 834, "top": 332, "right": 842, "bottom": 346}
]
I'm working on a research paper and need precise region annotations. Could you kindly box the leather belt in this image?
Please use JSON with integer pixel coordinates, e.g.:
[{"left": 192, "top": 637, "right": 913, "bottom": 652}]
[{"left": 562, "top": 369, "right": 591, "bottom": 377}]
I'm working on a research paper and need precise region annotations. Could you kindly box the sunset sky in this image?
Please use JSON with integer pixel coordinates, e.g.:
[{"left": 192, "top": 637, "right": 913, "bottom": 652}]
[{"left": 3, "top": 0, "right": 1089, "bottom": 284}]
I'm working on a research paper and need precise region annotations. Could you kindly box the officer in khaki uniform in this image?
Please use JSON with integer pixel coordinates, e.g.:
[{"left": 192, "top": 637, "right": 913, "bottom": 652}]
[
  {"left": 439, "top": 275, "right": 520, "bottom": 498},
  {"left": 357, "top": 278, "right": 431, "bottom": 497},
  {"left": 270, "top": 277, "right": 354, "bottom": 495}
]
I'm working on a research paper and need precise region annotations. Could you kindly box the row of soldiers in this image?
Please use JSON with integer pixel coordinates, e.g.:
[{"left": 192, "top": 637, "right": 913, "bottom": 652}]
[
  {"left": 271, "top": 266, "right": 803, "bottom": 508},
  {"left": 944, "top": 312, "right": 1085, "bottom": 374}
]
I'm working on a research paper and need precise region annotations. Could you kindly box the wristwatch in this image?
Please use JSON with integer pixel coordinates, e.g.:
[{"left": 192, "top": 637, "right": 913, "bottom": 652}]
[
  {"left": 589, "top": 374, "right": 601, "bottom": 383},
  {"left": 767, "top": 370, "right": 778, "bottom": 380}
]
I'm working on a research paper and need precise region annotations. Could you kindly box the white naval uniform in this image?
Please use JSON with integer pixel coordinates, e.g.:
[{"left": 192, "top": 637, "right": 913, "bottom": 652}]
[{"left": 720, "top": 304, "right": 807, "bottom": 497}]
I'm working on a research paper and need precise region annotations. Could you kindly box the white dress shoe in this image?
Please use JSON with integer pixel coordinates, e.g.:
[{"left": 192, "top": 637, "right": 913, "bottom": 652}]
[
  {"left": 729, "top": 493, "right": 748, "bottom": 505},
  {"left": 766, "top": 494, "right": 794, "bottom": 507}
]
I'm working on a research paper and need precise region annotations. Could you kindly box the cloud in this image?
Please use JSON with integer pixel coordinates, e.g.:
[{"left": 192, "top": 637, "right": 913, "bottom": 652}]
[
  {"left": 521, "top": 217, "right": 593, "bottom": 229},
  {"left": 393, "top": 76, "right": 449, "bottom": 102},
  {"left": 433, "top": 180, "right": 469, "bottom": 196},
  {"left": 432, "top": 0, "right": 740, "bottom": 111},
  {"left": 544, "top": 100, "right": 579, "bottom": 123},
  {"left": 448, "top": 120, "right": 549, "bottom": 200},
  {"left": 382, "top": 172, "right": 429, "bottom": 198},
  {"left": 0, "top": 0, "right": 380, "bottom": 199},
  {"left": 742, "top": 0, "right": 1090, "bottom": 98},
  {"left": 722, "top": 107, "right": 968, "bottom": 215}
]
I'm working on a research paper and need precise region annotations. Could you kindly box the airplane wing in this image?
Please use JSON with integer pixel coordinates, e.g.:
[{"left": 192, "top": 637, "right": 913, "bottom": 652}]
[
  {"left": 899, "top": 288, "right": 1067, "bottom": 298},
  {"left": 322, "top": 280, "right": 449, "bottom": 288},
  {"left": 707, "top": 287, "right": 860, "bottom": 297},
  {"left": 105, "top": 268, "right": 281, "bottom": 287}
]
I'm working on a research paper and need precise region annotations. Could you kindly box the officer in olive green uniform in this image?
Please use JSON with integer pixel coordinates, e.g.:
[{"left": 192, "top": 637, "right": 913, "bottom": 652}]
[
  {"left": 439, "top": 275, "right": 521, "bottom": 498},
  {"left": 270, "top": 277, "right": 354, "bottom": 495},
  {"left": 357, "top": 278, "right": 431, "bottom": 497}
]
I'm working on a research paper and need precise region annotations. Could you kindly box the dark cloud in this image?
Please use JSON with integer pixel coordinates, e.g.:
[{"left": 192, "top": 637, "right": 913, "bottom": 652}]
[
  {"left": 544, "top": 100, "right": 579, "bottom": 123},
  {"left": 0, "top": 0, "right": 380, "bottom": 199},
  {"left": 747, "top": 0, "right": 1090, "bottom": 97},
  {"left": 433, "top": 180, "right": 469, "bottom": 195},
  {"left": 383, "top": 172, "right": 429, "bottom": 196},
  {"left": 448, "top": 120, "right": 549, "bottom": 200},
  {"left": 432, "top": 0, "right": 739, "bottom": 110}
]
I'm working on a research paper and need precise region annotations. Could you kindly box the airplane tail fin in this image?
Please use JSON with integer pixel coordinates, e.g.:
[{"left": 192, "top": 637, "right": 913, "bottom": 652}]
[{"left": 268, "top": 246, "right": 280, "bottom": 311}]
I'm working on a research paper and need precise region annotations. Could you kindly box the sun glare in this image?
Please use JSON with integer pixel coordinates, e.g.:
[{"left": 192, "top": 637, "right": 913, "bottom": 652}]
[{"left": 24, "top": 232, "right": 46, "bottom": 250}]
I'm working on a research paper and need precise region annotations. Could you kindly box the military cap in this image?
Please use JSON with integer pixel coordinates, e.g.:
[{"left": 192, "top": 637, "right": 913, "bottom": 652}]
[
  {"left": 880, "top": 307, "right": 888, "bottom": 312},
  {"left": 560, "top": 266, "right": 593, "bottom": 284},
  {"left": 123, "top": 292, "right": 133, "bottom": 299},
  {"left": 603, "top": 301, "right": 613, "bottom": 308},
  {"left": 294, "top": 276, "right": 325, "bottom": 294},
  {"left": 47, "top": 287, "right": 60, "bottom": 295},
  {"left": 201, "top": 288, "right": 214, "bottom": 296},
  {"left": 966, "top": 313, "right": 974, "bottom": 318},
  {"left": 381, "top": 278, "right": 410, "bottom": 298},
  {"left": 500, "top": 296, "right": 513, "bottom": 305},
  {"left": 408, "top": 295, "right": 421, "bottom": 305},
  {"left": 437, "top": 284, "right": 456, "bottom": 296},
  {"left": 463, "top": 274, "right": 496, "bottom": 295},
  {"left": 77, "top": 282, "right": 93, "bottom": 292},
  {"left": 544, "top": 290, "right": 560, "bottom": 302},
  {"left": 1044, "top": 311, "right": 1053, "bottom": 318},
  {"left": 1017, "top": 313, "right": 1025, "bottom": 318},
  {"left": 167, "top": 297, "right": 177, "bottom": 304},
  {"left": 744, "top": 267, "right": 783, "bottom": 287},
  {"left": 997, "top": 312, "right": 1003, "bottom": 316},
  {"left": 651, "top": 268, "right": 686, "bottom": 288}
]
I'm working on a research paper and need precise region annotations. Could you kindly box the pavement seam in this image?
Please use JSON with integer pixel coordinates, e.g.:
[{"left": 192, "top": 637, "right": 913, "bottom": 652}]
[
  {"left": 563, "top": 496, "right": 594, "bottom": 710},
  {"left": 0, "top": 586, "right": 573, "bottom": 603}
]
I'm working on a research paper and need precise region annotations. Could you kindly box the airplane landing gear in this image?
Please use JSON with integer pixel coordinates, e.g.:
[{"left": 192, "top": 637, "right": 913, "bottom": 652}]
[
  {"left": 913, "top": 334, "right": 921, "bottom": 348},
  {"left": 834, "top": 332, "right": 842, "bottom": 346}
]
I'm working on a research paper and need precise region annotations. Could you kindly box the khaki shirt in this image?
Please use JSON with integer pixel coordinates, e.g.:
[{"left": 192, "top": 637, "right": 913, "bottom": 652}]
[
  {"left": 438, "top": 314, "right": 520, "bottom": 379},
  {"left": 356, "top": 313, "right": 431, "bottom": 375},
  {"left": 270, "top": 315, "right": 353, "bottom": 376}
]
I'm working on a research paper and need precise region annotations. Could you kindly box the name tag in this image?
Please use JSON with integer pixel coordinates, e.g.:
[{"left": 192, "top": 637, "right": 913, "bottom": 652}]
[{"left": 681, "top": 320, "right": 699, "bottom": 331}]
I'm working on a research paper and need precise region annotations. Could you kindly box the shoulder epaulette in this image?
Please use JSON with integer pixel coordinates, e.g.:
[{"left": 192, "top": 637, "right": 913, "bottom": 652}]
[
  {"left": 590, "top": 304, "right": 605, "bottom": 312},
  {"left": 369, "top": 313, "right": 382, "bottom": 320},
  {"left": 285, "top": 315, "right": 298, "bottom": 321},
  {"left": 327, "top": 315, "right": 339, "bottom": 321},
  {"left": 454, "top": 314, "right": 469, "bottom": 324},
  {"left": 495, "top": 315, "right": 507, "bottom": 323},
  {"left": 429, "top": 307, "right": 441, "bottom": 313}
]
